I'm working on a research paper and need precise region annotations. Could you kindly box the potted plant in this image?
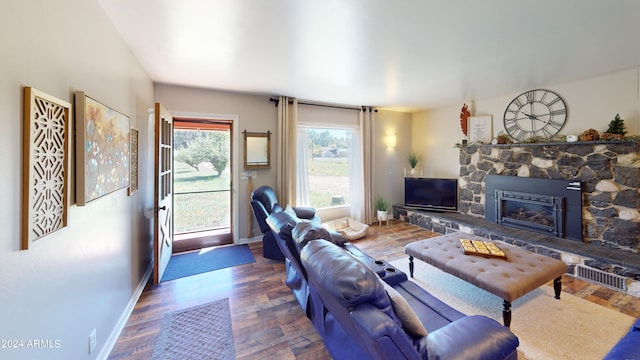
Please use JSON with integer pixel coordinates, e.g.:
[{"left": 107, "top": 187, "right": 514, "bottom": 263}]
[
  {"left": 375, "top": 197, "right": 390, "bottom": 222},
  {"left": 408, "top": 152, "right": 420, "bottom": 175}
]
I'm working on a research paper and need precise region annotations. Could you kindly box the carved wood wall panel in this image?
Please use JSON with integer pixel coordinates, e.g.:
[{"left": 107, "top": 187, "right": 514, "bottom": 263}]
[
  {"left": 129, "top": 127, "right": 139, "bottom": 195},
  {"left": 22, "top": 87, "right": 71, "bottom": 249}
]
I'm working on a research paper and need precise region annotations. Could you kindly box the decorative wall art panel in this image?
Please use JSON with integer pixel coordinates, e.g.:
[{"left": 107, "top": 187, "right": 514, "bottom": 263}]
[
  {"left": 75, "top": 92, "right": 130, "bottom": 206},
  {"left": 22, "top": 87, "right": 71, "bottom": 249},
  {"left": 128, "top": 127, "right": 139, "bottom": 195}
]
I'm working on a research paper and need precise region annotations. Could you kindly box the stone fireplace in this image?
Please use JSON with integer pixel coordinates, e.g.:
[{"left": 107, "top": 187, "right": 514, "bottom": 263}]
[{"left": 458, "top": 141, "right": 640, "bottom": 253}]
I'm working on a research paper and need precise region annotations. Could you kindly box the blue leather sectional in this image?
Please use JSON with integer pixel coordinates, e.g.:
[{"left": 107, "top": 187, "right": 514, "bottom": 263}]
[
  {"left": 603, "top": 317, "right": 640, "bottom": 360},
  {"left": 251, "top": 186, "right": 519, "bottom": 359}
]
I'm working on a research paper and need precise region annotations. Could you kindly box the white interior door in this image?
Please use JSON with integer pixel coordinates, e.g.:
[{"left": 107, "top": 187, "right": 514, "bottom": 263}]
[{"left": 153, "top": 103, "right": 174, "bottom": 284}]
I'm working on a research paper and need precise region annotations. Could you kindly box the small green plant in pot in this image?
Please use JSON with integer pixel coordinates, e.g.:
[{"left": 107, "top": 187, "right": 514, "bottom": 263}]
[
  {"left": 408, "top": 152, "right": 420, "bottom": 175},
  {"left": 375, "top": 197, "right": 390, "bottom": 222}
]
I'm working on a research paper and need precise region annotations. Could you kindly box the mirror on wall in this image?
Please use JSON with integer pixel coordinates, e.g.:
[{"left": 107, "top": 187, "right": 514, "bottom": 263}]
[{"left": 244, "top": 130, "right": 271, "bottom": 169}]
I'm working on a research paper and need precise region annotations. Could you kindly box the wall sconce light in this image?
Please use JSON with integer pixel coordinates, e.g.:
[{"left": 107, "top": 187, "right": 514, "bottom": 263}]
[{"left": 385, "top": 135, "right": 397, "bottom": 148}]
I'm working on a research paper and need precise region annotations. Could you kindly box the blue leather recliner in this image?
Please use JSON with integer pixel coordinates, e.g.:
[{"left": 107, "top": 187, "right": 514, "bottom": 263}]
[{"left": 250, "top": 185, "right": 320, "bottom": 260}]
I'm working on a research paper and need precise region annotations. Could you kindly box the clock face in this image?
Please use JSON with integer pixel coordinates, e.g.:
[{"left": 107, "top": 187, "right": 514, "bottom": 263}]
[{"left": 503, "top": 89, "right": 567, "bottom": 141}]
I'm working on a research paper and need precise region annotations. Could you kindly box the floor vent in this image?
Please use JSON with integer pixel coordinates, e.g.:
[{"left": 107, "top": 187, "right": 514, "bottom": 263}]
[{"left": 575, "top": 264, "right": 627, "bottom": 291}]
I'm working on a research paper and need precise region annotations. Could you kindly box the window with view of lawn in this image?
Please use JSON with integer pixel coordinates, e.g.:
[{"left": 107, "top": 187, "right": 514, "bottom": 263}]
[
  {"left": 296, "top": 104, "right": 364, "bottom": 215},
  {"left": 304, "top": 128, "right": 352, "bottom": 208}
]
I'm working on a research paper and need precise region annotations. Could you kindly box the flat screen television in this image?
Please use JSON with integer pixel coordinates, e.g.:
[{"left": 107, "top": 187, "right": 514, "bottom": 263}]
[{"left": 404, "top": 177, "right": 458, "bottom": 211}]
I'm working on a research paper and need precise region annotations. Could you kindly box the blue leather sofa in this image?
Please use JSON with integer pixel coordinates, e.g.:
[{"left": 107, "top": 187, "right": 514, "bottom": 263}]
[
  {"left": 603, "top": 317, "right": 640, "bottom": 360},
  {"left": 301, "top": 239, "right": 519, "bottom": 360},
  {"left": 264, "top": 200, "right": 519, "bottom": 359}
]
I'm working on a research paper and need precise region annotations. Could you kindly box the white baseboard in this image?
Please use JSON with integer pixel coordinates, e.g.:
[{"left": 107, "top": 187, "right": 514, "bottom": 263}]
[
  {"left": 97, "top": 263, "right": 153, "bottom": 360},
  {"left": 238, "top": 235, "right": 262, "bottom": 245}
]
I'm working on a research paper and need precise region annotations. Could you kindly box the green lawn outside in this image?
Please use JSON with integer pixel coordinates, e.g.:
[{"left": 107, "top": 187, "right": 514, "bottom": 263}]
[
  {"left": 174, "top": 162, "right": 231, "bottom": 233},
  {"left": 307, "top": 156, "right": 348, "bottom": 176},
  {"left": 307, "top": 157, "right": 350, "bottom": 208}
]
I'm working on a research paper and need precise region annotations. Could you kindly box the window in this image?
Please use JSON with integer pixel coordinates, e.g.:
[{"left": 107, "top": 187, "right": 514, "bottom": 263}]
[
  {"left": 303, "top": 127, "right": 352, "bottom": 208},
  {"left": 296, "top": 104, "right": 363, "bottom": 216}
]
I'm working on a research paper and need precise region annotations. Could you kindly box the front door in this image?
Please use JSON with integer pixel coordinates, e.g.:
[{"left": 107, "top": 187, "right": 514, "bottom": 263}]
[{"left": 153, "top": 103, "right": 174, "bottom": 284}]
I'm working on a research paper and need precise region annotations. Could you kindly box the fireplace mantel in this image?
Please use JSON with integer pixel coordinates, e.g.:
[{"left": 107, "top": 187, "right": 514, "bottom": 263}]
[
  {"left": 456, "top": 138, "right": 640, "bottom": 149},
  {"left": 458, "top": 140, "right": 640, "bottom": 253}
]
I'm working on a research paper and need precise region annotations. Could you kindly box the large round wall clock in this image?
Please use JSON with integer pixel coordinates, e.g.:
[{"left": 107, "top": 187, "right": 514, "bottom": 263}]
[{"left": 503, "top": 89, "right": 567, "bottom": 141}]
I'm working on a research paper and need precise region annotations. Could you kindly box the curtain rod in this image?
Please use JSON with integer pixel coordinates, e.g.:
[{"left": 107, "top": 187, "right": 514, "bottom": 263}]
[{"left": 268, "top": 97, "right": 375, "bottom": 111}]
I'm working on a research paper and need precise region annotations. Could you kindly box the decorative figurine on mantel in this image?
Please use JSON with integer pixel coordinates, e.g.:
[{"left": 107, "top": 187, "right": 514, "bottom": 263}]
[
  {"left": 460, "top": 103, "right": 470, "bottom": 145},
  {"left": 601, "top": 114, "right": 627, "bottom": 140},
  {"left": 492, "top": 131, "right": 512, "bottom": 145},
  {"left": 580, "top": 128, "right": 600, "bottom": 141}
]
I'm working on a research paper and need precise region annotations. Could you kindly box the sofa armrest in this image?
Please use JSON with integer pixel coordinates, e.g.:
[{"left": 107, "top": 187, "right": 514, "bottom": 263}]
[
  {"left": 351, "top": 303, "right": 425, "bottom": 360},
  {"left": 426, "top": 315, "right": 519, "bottom": 360},
  {"left": 603, "top": 317, "right": 640, "bottom": 360},
  {"left": 292, "top": 206, "right": 316, "bottom": 220}
]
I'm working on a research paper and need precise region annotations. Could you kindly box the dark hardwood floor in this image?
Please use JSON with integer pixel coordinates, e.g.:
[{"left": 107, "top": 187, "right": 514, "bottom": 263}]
[{"left": 108, "top": 220, "right": 640, "bottom": 359}]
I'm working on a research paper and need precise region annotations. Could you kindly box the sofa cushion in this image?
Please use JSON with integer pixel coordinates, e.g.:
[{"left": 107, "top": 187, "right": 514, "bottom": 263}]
[
  {"left": 292, "top": 222, "right": 347, "bottom": 249},
  {"left": 301, "top": 240, "right": 391, "bottom": 310},
  {"left": 252, "top": 185, "right": 282, "bottom": 213},
  {"left": 266, "top": 210, "right": 300, "bottom": 239},
  {"left": 380, "top": 280, "right": 428, "bottom": 338}
]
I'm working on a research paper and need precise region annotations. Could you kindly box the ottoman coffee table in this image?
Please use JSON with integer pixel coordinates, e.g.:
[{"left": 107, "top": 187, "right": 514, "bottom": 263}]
[{"left": 405, "top": 231, "right": 567, "bottom": 327}]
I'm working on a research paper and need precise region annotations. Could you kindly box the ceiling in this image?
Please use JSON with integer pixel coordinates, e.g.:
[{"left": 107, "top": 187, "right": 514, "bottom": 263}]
[{"left": 98, "top": 0, "right": 640, "bottom": 112}]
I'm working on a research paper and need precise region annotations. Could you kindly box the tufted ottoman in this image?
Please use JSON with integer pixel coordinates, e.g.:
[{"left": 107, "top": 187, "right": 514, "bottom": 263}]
[{"left": 405, "top": 231, "right": 567, "bottom": 327}]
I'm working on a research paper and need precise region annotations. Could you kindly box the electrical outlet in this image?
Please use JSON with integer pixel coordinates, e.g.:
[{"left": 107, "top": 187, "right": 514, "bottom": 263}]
[
  {"left": 89, "top": 328, "right": 97, "bottom": 354},
  {"left": 251, "top": 171, "right": 257, "bottom": 179}
]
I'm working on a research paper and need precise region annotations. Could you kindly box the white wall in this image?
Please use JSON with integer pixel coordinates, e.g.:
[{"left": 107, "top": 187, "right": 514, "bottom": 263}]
[
  {"left": 413, "top": 67, "right": 640, "bottom": 178},
  {"left": 155, "top": 86, "right": 413, "bottom": 227},
  {"left": 374, "top": 110, "right": 413, "bottom": 208},
  {"left": 0, "top": 1, "right": 154, "bottom": 359},
  {"left": 154, "top": 84, "right": 278, "bottom": 239}
]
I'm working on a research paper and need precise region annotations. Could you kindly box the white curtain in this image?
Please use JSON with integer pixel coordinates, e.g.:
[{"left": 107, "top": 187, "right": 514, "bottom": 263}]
[
  {"left": 276, "top": 96, "right": 298, "bottom": 206},
  {"left": 360, "top": 107, "right": 375, "bottom": 224},
  {"left": 348, "top": 127, "right": 365, "bottom": 222},
  {"left": 296, "top": 127, "right": 310, "bottom": 206}
]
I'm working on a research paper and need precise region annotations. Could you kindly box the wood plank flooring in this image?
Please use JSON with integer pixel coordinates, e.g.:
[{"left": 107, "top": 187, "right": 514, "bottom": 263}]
[{"left": 108, "top": 220, "right": 640, "bottom": 359}]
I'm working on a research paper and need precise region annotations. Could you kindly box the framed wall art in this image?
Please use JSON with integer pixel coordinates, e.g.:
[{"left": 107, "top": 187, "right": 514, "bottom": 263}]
[
  {"left": 128, "top": 127, "right": 139, "bottom": 195},
  {"left": 22, "top": 87, "right": 71, "bottom": 249},
  {"left": 75, "top": 92, "right": 130, "bottom": 206},
  {"left": 468, "top": 115, "right": 493, "bottom": 144}
]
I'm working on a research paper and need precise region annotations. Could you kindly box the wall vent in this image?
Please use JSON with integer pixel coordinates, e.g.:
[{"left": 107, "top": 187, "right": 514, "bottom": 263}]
[{"left": 575, "top": 264, "right": 627, "bottom": 291}]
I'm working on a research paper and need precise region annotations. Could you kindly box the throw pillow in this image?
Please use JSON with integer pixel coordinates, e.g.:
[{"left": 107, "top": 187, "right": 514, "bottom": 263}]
[
  {"left": 291, "top": 206, "right": 316, "bottom": 220},
  {"left": 380, "top": 280, "right": 428, "bottom": 338},
  {"left": 284, "top": 205, "right": 297, "bottom": 217}
]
